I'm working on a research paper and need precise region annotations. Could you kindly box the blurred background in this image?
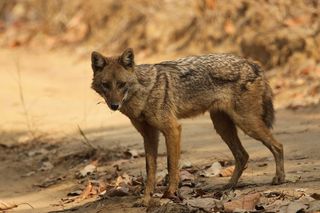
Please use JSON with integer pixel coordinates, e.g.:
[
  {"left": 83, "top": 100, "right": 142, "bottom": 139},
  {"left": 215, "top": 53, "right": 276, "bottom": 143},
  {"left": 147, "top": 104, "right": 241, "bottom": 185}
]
[{"left": 0, "top": 0, "right": 320, "bottom": 142}]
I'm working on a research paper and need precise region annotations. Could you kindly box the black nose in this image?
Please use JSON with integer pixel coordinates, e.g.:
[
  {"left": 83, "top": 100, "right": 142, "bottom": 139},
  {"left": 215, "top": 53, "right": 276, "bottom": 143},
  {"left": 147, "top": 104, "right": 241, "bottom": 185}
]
[{"left": 110, "top": 103, "right": 119, "bottom": 111}]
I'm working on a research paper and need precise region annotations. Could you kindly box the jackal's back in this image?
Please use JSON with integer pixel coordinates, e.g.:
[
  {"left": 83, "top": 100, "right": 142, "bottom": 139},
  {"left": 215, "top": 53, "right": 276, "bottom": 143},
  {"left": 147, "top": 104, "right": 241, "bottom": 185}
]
[{"left": 134, "top": 54, "right": 271, "bottom": 119}]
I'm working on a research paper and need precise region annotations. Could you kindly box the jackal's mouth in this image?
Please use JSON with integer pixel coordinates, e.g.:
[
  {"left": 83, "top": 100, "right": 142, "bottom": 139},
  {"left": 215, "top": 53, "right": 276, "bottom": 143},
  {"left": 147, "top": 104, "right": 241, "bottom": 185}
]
[
  {"left": 118, "top": 90, "right": 129, "bottom": 110},
  {"left": 100, "top": 89, "right": 128, "bottom": 111},
  {"left": 100, "top": 94, "right": 115, "bottom": 111}
]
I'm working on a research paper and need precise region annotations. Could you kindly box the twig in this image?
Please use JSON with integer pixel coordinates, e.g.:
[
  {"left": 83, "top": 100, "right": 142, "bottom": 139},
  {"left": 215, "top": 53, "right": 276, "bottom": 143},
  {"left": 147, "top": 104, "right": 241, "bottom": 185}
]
[
  {"left": 18, "top": 202, "right": 34, "bottom": 209},
  {"left": 14, "top": 58, "right": 35, "bottom": 139},
  {"left": 77, "top": 125, "right": 97, "bottom": 150},
  {"left": 0, "top": 201, "right": 34, "bottom": 211}
]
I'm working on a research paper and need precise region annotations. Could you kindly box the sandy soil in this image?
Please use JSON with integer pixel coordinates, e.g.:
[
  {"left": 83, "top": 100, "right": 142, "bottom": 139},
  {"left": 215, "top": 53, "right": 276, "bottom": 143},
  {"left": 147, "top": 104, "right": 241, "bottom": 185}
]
[{"left": 0, "top": 48, "right": 319, "bottom": 212}]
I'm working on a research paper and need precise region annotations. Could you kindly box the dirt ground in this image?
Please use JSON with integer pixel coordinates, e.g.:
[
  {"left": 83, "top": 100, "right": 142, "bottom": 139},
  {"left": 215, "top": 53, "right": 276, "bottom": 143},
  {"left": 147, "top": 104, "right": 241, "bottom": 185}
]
[{"left": 0, "top": 49, "right": 320, "bottom": 212}]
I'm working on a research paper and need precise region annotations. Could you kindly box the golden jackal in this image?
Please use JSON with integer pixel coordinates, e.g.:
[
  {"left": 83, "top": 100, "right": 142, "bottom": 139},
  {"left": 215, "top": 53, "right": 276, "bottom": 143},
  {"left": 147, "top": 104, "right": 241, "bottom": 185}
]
[{"left": 91, "top": 48, "right": 285, "bottom": 204}]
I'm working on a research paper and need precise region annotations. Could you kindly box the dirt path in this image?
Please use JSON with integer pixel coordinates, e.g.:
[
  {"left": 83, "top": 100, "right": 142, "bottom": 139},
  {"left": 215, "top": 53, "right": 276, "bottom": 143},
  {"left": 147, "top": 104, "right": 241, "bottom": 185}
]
[{"left": 0, "top": 49, "right": 319, "bottom": 212}]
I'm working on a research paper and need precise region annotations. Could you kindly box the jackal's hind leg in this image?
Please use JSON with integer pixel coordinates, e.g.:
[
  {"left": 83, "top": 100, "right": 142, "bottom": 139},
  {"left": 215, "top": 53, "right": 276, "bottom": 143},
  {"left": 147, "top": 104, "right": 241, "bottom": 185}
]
[
  {"left": 233, "top": 115, "right": 285, "bottom": 185},
  {"left": 210, "top": 111, "right": 249, "bottom": 188}
]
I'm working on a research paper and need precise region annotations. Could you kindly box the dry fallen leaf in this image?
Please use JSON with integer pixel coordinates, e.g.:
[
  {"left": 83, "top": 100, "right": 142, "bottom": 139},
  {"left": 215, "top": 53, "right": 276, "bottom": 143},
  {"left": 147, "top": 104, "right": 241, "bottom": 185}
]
[
  {"left": 180, "top": 170, "right": 195, "bottom": 181},
  {"left": 308, "top": 200, "right": 320, "bottom": 212},
  {"left": 79, "top": 163, "right": 97, "bottom": 177},
  {"left": 286, "top": 174, "right": 301, "bottom": 183},
  {"left": 61, "top": 197, "right": 76, "bottom": 204},
  {"left": 106, "top": 186, "right": 130, "bottom": 197},
  {"left": 180, "top": 170, "right": 195, "bottom": 187},
  {"left": 219, "top": 166, "right": 235, "bottom": 177},
  {"left": 76, "top": 182, "right": 96, "bottom": 202},
  {"left": 115, "top": 173, "right": 132, "bottom": 187},
  {"left": 264, "top": 199, "right": 290, "bottom": 212},
  {"left": 194, "top": 188, "right": 206, "bottom": 197},
  {"left": 81, "top": 182, "right": 94, "bottom": 198},
  {"left": 39, "top": 161, "right": 54, "bottom": 171},
  {"left": 311, "top": 193, "right": 320, "bottom": 200},
  {"left": 286, "top": 201, "right": 307, "bottom": 213},
  {"left": 185, "top": 197, "right": 223, "bottom": 212},
  {"left": 98, "top": 178, "right": 107, "bottom": 193},
  {"left": 200, "top": 162, "right": 222, "bottom": 177},
  {"left": 221, "top": 190, "right": 238, "bottom": 201},
  {"left": 156, "top": 170, "right": 168, "bottom": 186},
  {"left": 181, "top": 160, "right": 192, "bottom": 169},
  {"left": 152, "top": 192, "right": 163, "bottom": 198},
  {"left": 123, "top": 149, "right": 143, "bottom": 158},
  {"left": 131, "top": 175, "right": 144, "bottom": 186},
  {"left": 263, "top": 190, "right": 282, "bottom": 198},
  {"left": 180, "top": 186, "right": 193, "bottom": 199},
  {"left": 111, "top": 159, "right": 131, "bottom": 171},
  {"left": 224, "top": 192, "right": 261, "bottom": 212}
]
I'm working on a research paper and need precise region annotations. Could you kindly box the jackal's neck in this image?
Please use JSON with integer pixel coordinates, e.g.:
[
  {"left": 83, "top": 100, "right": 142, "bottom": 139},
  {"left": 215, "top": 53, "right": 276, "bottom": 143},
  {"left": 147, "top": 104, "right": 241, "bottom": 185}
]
[{"left": 119, "top": 64, "right": 154, "bottom": 119}]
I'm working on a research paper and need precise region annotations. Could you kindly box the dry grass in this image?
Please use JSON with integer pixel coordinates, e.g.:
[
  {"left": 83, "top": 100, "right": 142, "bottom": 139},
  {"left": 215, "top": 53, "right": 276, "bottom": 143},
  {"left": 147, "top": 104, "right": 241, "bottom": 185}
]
[{"left": 14, "top": 58, "right": 36, "bottom": 139}]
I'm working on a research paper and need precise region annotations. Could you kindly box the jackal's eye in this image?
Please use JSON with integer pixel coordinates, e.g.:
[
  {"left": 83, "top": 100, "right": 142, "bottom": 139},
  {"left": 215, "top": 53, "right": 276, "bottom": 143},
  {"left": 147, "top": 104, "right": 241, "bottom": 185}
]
[
  {"left": 101, "top": 82, "right": 111, "bottom": 90},
  {"left": 117, "top": 81, "right": 127, "bottom": 89}
]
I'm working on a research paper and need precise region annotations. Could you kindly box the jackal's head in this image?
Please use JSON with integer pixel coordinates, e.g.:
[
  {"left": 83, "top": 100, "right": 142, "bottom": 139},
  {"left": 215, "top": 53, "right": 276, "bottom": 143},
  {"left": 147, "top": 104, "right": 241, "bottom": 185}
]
[{"left": 91, "top": 48, "right": 135, "bottom": 111}]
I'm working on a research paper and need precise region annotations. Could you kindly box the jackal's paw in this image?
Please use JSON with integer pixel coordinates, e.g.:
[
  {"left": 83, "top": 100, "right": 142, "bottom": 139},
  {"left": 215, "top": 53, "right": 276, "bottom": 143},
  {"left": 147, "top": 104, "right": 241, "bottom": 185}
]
[
  {"left": 133, "top": 196, "right": 150, "bottom": 207},
  {"left": 222, "top": 182, "right": 236, "bottom": 190},
  {"left": 162, "top": 190, "right": 183, "bottom": 203},
  {"left": 272, "top": 175, "right": 285, "bottom": 185}
]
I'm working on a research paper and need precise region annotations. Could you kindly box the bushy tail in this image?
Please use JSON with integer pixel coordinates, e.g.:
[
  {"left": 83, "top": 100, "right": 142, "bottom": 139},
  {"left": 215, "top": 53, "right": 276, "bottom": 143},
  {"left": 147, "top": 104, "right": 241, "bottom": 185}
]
[
  {"left": 262, "top": 83, "right": 275, "bottom": 129},
  {"left": 248, "top": 60, "right": 275, "bottom": 129}
]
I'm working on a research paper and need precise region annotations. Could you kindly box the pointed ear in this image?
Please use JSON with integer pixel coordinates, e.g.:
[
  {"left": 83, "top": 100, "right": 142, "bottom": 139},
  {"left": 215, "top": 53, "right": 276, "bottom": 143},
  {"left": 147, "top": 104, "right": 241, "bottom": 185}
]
[
  {"left": 119, "top": 48, "right": 134, "bottom": 69},
  {"left": 91, "top": 51, "right": 106, "bottom": 73}
]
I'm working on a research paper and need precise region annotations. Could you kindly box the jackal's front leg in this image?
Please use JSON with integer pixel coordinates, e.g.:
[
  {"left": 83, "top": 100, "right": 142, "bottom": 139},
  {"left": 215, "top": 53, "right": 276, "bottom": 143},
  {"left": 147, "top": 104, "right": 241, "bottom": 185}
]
[
  {"left": 131, "top": 120, "right": 159, "bottom": 205},
  {"left": 162, "top": 122, "right": 181, "bottom": 201}
]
